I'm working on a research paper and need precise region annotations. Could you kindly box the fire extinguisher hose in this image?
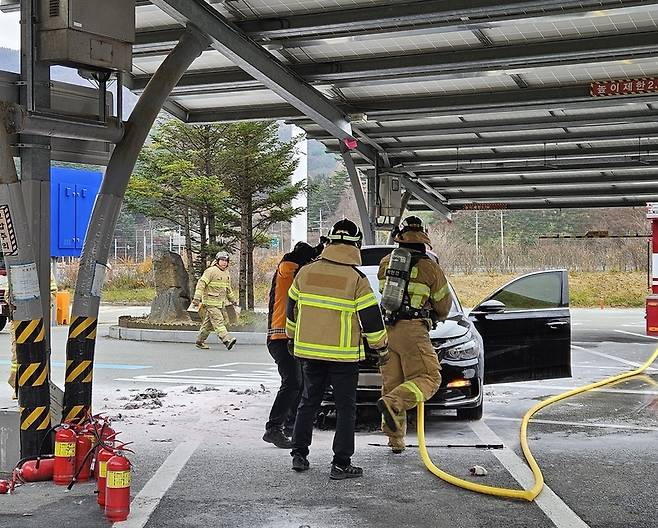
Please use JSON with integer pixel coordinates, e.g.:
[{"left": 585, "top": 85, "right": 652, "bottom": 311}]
[{"left": 416, "top": 345, "right": 658, "bottom": 501}]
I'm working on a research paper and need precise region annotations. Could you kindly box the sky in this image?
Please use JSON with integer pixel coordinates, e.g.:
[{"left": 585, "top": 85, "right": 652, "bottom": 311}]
[{"left": 0, "top": 12, "right": 21, "bottom": 49}]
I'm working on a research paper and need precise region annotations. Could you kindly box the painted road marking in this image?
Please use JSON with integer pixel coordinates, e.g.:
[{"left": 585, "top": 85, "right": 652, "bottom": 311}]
[
  {"left": 614, "top": 329, "right": 658, "bottom": 340},
  {"left": 116, "top": 439, "right": 201, "bottom": 528},
  {"left": 486, "top": 415, "right": 658, "bottom": 432},
  {"left": 114, "top": 362, "right": 280, "bottom": 387},
  {"left": 572, "top": 344, "right": 658, "bottom": 370},
  {"left": 494, "top": 383, "right": 658, "bottom": 396},
  {"left": 470, "top": 420, "right": 590, "bottom": 528}
]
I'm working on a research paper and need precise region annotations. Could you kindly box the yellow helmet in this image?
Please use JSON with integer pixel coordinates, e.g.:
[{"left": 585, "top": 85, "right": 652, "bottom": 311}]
[{"left": 393, "top": 216, "right": 431, "bottom": 246}]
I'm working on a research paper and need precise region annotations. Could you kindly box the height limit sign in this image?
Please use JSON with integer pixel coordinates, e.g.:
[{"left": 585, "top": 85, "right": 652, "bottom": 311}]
[{"left": 0, "top": 204, "right": 18, "bottom": 256}]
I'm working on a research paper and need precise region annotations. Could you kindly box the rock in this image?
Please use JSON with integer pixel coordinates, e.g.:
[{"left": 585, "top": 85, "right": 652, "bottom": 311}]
[{"left": 147, "top": 252, "right": 192, "bottom": 323}]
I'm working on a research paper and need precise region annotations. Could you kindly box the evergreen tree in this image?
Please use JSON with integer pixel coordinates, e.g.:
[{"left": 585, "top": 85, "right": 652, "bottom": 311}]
[
  {"left": 215, "top": 121, "right": 305, "bottom": 309},
  {"left": 126, "top": 121, "right": 239, "bottom": 277}
]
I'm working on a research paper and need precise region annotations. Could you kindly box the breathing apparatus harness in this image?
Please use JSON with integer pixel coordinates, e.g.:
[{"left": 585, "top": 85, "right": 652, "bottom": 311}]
[{"left": 381, "top": 248, "right": 435, "bottom": 327}]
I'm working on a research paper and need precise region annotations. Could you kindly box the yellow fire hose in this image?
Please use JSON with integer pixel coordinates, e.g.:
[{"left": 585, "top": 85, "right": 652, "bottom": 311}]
[{"left": 416, "top": 346, "right": 658, "bottom": 501}]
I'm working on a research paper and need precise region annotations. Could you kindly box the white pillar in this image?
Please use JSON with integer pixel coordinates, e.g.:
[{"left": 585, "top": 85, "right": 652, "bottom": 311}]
[{"left": 290, "top": 124, "right": 308, "bottom": 249}]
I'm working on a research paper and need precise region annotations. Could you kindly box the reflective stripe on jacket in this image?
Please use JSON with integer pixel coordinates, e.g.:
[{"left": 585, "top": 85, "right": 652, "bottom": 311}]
[
  {"left": 378, "top": 252, "right": 451, "bottom": 320},
  {"left": 193, "top": 265, "right": 236, "bottom": 308},
  {"left": 286, "top": 244, "right": 387, "bottom": 362}
]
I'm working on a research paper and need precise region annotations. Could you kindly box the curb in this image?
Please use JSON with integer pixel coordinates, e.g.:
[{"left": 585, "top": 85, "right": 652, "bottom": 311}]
[{"left": 108, "top": 326, "right": 267, "bottom": 345}]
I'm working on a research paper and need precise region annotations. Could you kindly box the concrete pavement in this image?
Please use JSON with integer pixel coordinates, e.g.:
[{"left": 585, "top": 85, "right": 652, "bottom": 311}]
[{"left": 0, "top": 308, "right": 656, "bottom": 528}]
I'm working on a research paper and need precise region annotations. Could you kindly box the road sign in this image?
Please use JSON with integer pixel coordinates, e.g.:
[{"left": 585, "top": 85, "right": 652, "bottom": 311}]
[
  {"left": 590, "top": 78, "right": 658, "bottom": 97},
  {"left": 270, "top": 236, "right": 280, "bottom": 250},
  {"left": 0, "top": 204, "right": 18, "bottom": 256}
]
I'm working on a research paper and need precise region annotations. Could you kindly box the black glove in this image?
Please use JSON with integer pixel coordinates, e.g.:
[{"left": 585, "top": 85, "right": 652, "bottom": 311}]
[
  {"left": 287, "top": 340, "right": 295, "bottom": 356},
  {"left": 367, "top": 346, "right": 390, "bottom": 367}
]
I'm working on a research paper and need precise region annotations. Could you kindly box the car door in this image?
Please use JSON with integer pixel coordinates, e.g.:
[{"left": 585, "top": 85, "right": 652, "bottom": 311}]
[{"left": 469, "top": 270, "right": 571, "bottom": 384}]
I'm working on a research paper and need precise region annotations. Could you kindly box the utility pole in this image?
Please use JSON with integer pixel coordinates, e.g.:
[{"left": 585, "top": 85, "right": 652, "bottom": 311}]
[
  {"left": 475, "top": 211, "right": 480, "bottom": 270},
  {"left": 500, "top": 211, "right": 505, "bottom": 270}
]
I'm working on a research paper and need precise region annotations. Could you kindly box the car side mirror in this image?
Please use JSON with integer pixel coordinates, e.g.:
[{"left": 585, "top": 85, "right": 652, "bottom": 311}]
[{"left": 473, "top": 299, "right": 506, "bottom": 314}]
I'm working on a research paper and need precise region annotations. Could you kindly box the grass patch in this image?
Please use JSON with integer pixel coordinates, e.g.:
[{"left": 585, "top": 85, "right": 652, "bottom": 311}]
[
  {"left": 450, "top": 271, "right": 648, "bottom": 308},
  {"left": 99, "top": 272, "right": 649, "bottom": 309},
  {"left": 101, "top": 287, "right": 156, "bottom": 305}
]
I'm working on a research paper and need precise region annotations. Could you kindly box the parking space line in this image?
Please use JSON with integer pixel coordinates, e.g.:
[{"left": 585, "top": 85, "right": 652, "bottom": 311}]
[
  {"left": 572, "top": 344, "right": 658, "bottom": 370},
  {"left": 486, "top": 416, "right": 658, "bottom": 432},
  {"left": 614, "top": 330, "right": 658, "bottom": 340},
  {"left": 470, "top": 420, "right": 590, "bottom": 528},
  {"left": 116, "top": 439, "right": 201, "bottom": 528},
  {"left": 495, "top": 383, "right": 658, "bottom": 396}
]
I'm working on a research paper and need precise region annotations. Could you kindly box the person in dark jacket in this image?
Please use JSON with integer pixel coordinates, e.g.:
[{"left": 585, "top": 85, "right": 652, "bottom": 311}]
[{"left": 263, "top": 241, "right": 323, "bottom": 448}]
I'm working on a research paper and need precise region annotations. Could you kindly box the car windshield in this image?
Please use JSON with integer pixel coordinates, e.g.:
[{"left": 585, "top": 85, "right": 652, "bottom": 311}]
[{"left": 359, "top": 246, "right": 463, "bottom": 318}]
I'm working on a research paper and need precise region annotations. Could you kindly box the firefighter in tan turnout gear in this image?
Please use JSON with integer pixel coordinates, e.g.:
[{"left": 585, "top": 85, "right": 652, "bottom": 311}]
[
  {"left": 192, "top": 251, "right": 238, "bottom": 350},
  {"left": 377, "top": 216, "right": 451, "bottom": 453},
  {"left": 286, "top": 219, "right": 388, "bottom": 480}
]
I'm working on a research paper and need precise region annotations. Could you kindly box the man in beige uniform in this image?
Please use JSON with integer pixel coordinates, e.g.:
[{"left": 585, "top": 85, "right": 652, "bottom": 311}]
[
  {"left": 7, "top": 271, "right": 58, "bottom": 398},
  {"left": 377, "top": 216, "right": 452, "bottom": 453},
  {"left": 192, "top": 251, "right": 237, "bottom": 350}
]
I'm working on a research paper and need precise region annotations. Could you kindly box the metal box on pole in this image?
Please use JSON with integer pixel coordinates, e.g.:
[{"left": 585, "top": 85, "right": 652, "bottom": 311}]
[
  {"left": 378, "top": 173, "right": 402, "bottom": 218},
  {"left": 38, "top": 0, "right": 135, "bottom": 72}
]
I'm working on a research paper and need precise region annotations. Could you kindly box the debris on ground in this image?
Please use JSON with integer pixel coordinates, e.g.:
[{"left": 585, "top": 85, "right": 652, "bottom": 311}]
[
  {"left": 228, "top": 384, "right": 270, "bottom": 395},
  {"left": 183, "top": 385, "right": 220, "bottom": 394},
  {"left": 151, "top": 438, "right": 173, "bottom": 443},
  {"left": 132, "top": 388, "right": 167, "bottom": 400},
  {"left": 469, "top": 465, "right": 488, "bottom": 476}
]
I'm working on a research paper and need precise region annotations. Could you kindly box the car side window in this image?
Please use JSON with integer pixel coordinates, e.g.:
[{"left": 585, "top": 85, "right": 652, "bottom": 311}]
[{"left": 490, "top": 272, "right": 562, "bottom": 311}]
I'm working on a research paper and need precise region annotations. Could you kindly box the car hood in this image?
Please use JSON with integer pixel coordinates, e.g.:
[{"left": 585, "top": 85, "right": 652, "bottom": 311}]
[{"left": 430, "top": 317, "right": 470, "bottom": 340}]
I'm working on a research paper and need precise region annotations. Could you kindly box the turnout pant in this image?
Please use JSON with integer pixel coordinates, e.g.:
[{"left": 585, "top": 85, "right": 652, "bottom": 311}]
[
  {"left": 292, "top": 359, "right": 359, "bottom": 467},
  {"left": 197, "top": 305, "right": 231, "bottom": 343},
  {"left": 266, "top": 339, "right": 302, "bottom": 432},
  {"left": 380, "top": 319, "right": 441, "bottom": 448}
]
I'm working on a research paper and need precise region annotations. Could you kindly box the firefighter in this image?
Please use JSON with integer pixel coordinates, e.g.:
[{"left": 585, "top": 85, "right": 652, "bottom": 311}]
[
  {"left": 8, "top": 271, "right": 58, "bottom": 398},
  {"left": 286, "top": 219, "right": 388, "bottom": 480},
  {"left": 192, "top": 251, "right": 238, "bottom": 350},
  {"left": 263, "top": 241, "right": 322, "bottom": 449},
  {"left": 377, "top": 216, "right": 451, "bottom": 453}
]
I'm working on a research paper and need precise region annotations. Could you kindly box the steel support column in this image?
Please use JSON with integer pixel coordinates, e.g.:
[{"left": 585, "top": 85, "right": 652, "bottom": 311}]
[
  {"left": 62, "top": 27, "right": 211, "bottom": 424},
  {"left": 0, "top": 113, "right": 51, "bottom": 457},
  {"left": 387, "top": 191, "right": 412, "bottom": 245},
  {"left": 150, "top": 0, "right": 378, "bottom": 165},
  {"left": 401, "top": 177, "right": 452, "bottom": 220},
  {"left": 341, "top": 144, "right": 374, "bottom": 245}
]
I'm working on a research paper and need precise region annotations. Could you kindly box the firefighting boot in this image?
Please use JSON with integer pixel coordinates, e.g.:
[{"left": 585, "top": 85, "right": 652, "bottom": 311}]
[
  {"left": 330, "top": 463, "right": 363, "bottom": 480},
  {"left": 223, "top": 337, "right": 237, "bottom": 350},
  {"left": 195, "top": 341, "right": 210, "bottom": 350},
  {"left": 388, "top": 437, "right": 405, "bottom": 454},
  {"left": 292, "top": 454, "right": 309, "bottom": 472},
  {"left": 377, "top": 398, "right": 399, "bottom": 433},
  {"left": 263, "top": 429, "right": 292, "bottom": 449}
]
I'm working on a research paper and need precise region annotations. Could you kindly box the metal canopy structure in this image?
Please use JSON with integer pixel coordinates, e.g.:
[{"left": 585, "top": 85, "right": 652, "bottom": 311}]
[
  {"left": 125, "top": 0, "right": 658, "bottom": 214},
  {"left": 7, "top": 0, "right": 658, "bottom": 214}
]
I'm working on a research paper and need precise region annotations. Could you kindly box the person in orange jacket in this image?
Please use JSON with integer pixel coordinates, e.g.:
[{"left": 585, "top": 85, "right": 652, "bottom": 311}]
[{"left": 263, "top": 241, "right": 323, "bottom": 448}]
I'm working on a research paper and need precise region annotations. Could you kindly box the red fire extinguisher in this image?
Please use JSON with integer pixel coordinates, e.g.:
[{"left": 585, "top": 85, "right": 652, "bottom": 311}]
[
  {"left": 75, "top": 432, "right": 93, "bottom": 481},
  {"left": 104, "top": 453, "right": 131, "bottom": 522},
  {"left": 20, "top": 458, "right": 55, "bottom": 482},
  {"left": 96, "top": 446, "right": 115, "bottom": 509},
  {"left": 53, "top": 426, "right": 77, "bottom": 485}
]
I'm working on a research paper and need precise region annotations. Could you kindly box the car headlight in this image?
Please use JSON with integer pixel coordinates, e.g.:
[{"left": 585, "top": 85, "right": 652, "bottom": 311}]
[{"left": 436, "top": 335, "right": 479, "bottom": 361}]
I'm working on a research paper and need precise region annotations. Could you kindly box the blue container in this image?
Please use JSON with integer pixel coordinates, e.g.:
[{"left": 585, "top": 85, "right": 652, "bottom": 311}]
[{"left": 51, "top": 167, "right": 103, "bottom": 257}]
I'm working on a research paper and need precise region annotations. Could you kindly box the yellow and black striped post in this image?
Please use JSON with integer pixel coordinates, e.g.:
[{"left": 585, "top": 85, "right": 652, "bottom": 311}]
[
  {"left": 62, "top": 316, "right": 97, "bottom": 423},
  {"left": 15, "top": 318, "right": 51, "bottom": 455}
]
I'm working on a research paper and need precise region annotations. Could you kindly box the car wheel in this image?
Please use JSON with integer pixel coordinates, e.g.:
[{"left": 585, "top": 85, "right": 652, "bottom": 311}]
[
  {"left": 0, "top": 315, "right": 6, "bottom": 332},
  {"left": 457, "top": 403, "right": 483, "bottom": 420}
]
